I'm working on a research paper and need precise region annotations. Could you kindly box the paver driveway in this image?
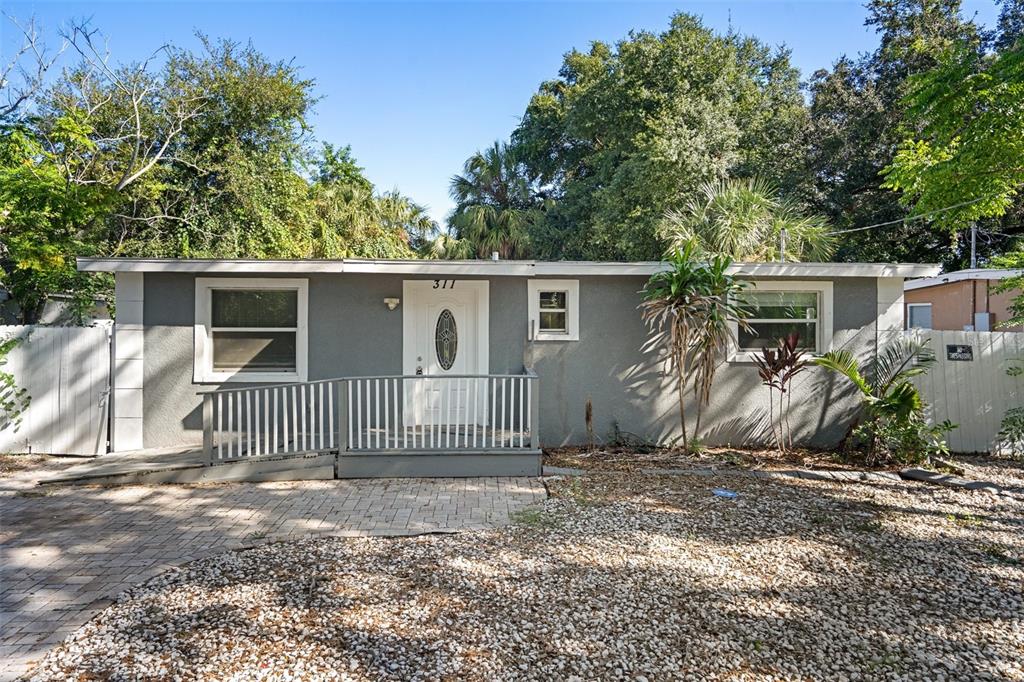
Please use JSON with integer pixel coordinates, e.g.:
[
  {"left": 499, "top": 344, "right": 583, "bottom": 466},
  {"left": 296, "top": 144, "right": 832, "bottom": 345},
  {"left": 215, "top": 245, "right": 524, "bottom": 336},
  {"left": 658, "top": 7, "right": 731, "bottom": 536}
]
[{"left": 0, "top": 477, "right": 545, "bottom": 681}]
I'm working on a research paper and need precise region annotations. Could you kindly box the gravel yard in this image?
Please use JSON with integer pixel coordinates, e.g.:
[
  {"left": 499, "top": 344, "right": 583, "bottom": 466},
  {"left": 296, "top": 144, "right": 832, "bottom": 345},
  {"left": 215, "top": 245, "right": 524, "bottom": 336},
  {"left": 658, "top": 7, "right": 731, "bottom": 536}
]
[{"left": 29, "top": 473, "right": 1023, "bottom": 681}]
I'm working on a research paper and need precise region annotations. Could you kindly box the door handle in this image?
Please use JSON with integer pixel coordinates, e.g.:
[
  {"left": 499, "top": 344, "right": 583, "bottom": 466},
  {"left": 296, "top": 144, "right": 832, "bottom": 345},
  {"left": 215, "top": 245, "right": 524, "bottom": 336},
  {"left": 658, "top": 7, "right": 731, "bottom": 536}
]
[{"left": 416, "top": 366, "right": 423, "bottom": 375}]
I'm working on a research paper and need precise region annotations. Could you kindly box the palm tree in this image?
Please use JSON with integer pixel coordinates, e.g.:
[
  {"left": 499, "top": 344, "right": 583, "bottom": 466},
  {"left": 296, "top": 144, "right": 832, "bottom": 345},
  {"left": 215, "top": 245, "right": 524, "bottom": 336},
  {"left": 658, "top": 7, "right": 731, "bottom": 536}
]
[
  {"left": 814, "top": 338, "right": 943, "bottom": 463},
  {"left": 641, "top": 244, "right": 751, "bottom": 450},
  {"left": 443, "top": 142, "right": 538, "bottom": 259},
  {"left": 660, "top": 177, "right": 835, "bottom": 262}
]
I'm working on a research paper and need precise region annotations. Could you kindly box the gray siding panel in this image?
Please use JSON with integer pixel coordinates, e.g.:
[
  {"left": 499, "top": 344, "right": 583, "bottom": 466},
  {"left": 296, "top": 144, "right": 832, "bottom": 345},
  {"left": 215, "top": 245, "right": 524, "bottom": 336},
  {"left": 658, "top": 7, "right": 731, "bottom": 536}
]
[{"left": 141, "top": 272, "right": 874, "bottom": 451}]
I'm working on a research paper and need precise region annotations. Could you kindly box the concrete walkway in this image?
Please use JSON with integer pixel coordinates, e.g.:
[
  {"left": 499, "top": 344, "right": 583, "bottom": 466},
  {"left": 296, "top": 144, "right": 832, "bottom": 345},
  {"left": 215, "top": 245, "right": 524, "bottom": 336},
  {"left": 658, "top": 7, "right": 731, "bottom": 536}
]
[{"left": 0, "top": 477, "right": 546, "bottom": 681}]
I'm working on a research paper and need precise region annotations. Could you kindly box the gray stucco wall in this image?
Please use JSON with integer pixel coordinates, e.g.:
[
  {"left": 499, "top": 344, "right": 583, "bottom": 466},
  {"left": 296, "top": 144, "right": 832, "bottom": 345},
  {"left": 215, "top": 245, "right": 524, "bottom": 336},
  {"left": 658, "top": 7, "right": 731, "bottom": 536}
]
[
  {"left": 141, "top": 272, "right": 875, "bottom": 450},
  {"left": 529, "top": 276, "right": 875, "bottom": 448}
]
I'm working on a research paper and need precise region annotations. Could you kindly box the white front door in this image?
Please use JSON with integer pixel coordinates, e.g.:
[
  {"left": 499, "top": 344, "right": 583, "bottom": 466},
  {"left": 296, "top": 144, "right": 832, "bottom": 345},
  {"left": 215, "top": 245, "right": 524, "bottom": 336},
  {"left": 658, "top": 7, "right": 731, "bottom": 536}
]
[{"left": 403, "top": 280, "right": 489, "bottom": 426}]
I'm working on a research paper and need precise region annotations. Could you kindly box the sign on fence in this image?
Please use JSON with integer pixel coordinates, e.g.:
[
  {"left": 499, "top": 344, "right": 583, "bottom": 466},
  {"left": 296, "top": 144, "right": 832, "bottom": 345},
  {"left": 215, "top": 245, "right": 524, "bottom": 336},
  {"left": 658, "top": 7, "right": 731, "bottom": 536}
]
[
  {"left": 909, "top": 330, "right": 1022, "bottom": 454},
  {"left": 0, "top": 324, "right": 112, "bottom": 455},
  {"left": 946, "top": 344, "right": 974, "bottom": 361}
]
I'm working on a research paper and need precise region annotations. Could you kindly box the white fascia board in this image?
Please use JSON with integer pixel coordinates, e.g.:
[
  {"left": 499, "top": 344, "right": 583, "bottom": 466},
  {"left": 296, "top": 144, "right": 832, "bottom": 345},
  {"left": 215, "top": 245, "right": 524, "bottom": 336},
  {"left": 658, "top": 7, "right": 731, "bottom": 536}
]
[
  {"left": 341, "top": 259, "right": 535, "bottom": 276},
  {"left": 78, "top": 257, "right": 942, "bottom": 279},
  {"left": 533, "top": 262, "right": 665, "bottom": 276},
  {"left": 729, "top": 262, "right": 940, "bottom": 279},
  {"left": 904, "top": 268, "right": 1023, "bottom": 291}
]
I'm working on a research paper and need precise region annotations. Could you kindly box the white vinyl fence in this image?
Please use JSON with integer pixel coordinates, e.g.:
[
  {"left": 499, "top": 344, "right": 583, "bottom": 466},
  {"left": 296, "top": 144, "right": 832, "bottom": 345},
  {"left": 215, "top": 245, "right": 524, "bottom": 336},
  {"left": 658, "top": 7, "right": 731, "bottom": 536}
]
[
  {"left": 0, "top": 324, "right": 112, "bottom": 455},
  {"left": 907, "top": 330, "right": 1023, "bottom": 454}
]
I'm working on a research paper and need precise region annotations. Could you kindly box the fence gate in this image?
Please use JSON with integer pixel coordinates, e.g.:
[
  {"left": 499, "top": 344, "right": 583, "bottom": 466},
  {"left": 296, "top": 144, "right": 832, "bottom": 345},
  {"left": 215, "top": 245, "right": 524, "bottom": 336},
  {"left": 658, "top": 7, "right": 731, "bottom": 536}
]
[
  {"left": 907, "top": 330, "right": 1023, "bottom": 454},
  {"left": 0, "top": 324, "right": 112, "bottom": 456}
]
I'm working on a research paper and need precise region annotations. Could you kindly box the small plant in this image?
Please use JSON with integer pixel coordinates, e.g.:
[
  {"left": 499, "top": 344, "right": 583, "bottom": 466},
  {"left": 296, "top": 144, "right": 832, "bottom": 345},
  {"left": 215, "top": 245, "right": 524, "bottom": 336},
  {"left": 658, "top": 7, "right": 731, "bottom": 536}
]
[
  {"left": 752, "top": 332, "right": 810, "bottom": 454},
  {"left": 0, "top": 335, "right": 31, "bottom": 433},
  {"left": 997, "top": 407, "right": 1024, "bottom": 458},
  {"left": 561, "top": 477, "right": 593, "bottom": 506},
  {"left": 947, "top": 512, "right": 983, "bottom": 527},
  {"left": 815, "top": 337, "right": 955, "bottom": 466},
  {"left": 511, "top": 508, "right": 557, "bottom": 528}
]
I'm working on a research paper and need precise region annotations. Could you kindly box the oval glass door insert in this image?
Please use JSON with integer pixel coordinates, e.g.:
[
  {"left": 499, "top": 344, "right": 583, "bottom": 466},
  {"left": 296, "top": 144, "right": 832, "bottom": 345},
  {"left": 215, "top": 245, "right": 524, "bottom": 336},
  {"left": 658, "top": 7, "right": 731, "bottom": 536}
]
[{"left": 435, "top": 309, "right": 458, "bottom": 370}]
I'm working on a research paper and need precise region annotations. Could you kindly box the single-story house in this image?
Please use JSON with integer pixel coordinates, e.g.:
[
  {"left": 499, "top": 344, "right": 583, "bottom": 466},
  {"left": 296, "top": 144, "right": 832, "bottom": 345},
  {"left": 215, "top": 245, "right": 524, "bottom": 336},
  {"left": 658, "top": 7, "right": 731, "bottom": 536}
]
[
  {"left": 78, "top": 258, "right": 938, "bottom": 477},
  {"left": 904, "top": 268, "right": 1022, "bottom": 332}
]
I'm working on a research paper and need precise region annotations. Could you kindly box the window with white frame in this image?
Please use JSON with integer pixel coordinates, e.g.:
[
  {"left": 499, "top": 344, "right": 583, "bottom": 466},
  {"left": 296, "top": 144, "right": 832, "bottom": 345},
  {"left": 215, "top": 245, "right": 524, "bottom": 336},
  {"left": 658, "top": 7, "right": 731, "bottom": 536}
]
[
  {"left": 528, "top": 279, "right": 580, "bottom": 341},
  {"left": 194, "top": 278, "right": 308, "bottom": 383},
  {"left": 906, "top": 303, "right": 932, "bottom": 330},
  {"left": 730, "top": 281, "right": 833, "bottom": 359}
]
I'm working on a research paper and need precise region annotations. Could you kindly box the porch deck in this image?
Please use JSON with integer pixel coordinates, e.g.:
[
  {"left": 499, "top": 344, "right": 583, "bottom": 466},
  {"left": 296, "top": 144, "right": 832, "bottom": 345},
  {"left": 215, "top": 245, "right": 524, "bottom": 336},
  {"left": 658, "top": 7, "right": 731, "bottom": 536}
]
[{"left": 41, "top": 433, "right": 539, "bottom": 487}]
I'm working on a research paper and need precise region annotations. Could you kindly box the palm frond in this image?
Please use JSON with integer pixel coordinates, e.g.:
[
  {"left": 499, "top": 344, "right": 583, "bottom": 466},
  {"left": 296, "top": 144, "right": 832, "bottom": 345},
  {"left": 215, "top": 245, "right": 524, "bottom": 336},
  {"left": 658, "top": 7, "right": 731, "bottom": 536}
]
[
  {"left": 814, "top": 350, "right": 872, "bottom": 397},
  {"left": 872, "top": 337, "right": 935, "bottom": 394}
]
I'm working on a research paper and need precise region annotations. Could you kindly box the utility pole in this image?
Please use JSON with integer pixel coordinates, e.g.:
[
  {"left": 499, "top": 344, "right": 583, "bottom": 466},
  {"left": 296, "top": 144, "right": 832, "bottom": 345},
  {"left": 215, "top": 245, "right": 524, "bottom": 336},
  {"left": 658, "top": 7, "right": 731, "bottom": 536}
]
[
  {"left": 970, "top": 223, "right": 977, "bottom": 269},
  {"left": 779, "top": 228, "right": 788, "bottom": 263}
]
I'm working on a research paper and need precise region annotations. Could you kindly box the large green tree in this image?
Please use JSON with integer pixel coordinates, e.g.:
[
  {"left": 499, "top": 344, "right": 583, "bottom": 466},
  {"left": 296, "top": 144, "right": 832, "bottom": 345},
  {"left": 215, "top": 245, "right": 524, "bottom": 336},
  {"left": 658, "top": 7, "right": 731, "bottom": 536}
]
[
  {"left": 511, "top": 14, "right": 806, "bottom": 261},
  {"left": 796, "top": 0, "right": 1024, "bottom": 267},
  {"left": 881, "top": 38, "right": 1024, "bottom": 231},
  {"left": 0, "top": 22, "right": 432, "bottom": 321}
]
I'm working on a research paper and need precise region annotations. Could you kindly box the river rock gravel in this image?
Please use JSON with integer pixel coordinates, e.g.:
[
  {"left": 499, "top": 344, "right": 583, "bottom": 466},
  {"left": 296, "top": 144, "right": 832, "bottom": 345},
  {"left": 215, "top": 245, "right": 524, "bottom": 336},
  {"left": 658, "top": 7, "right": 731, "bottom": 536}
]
[{"left": 28, "top": 474, "right": 1023, "bottom": 681}]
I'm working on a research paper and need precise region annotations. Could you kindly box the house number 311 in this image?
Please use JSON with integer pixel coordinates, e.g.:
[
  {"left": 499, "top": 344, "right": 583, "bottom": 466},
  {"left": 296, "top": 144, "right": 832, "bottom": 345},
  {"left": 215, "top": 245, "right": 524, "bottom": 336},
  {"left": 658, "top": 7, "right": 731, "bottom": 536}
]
[{"left": 432, "top": 279, "right": 455, "bottom": 289}]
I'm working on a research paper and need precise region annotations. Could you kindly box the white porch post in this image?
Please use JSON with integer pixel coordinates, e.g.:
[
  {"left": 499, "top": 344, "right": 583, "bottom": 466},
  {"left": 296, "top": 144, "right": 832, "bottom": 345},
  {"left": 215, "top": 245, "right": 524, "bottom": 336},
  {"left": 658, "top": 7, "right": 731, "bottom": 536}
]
[{"left": 112, "top": 272, "right": 144, "bottom": 452}]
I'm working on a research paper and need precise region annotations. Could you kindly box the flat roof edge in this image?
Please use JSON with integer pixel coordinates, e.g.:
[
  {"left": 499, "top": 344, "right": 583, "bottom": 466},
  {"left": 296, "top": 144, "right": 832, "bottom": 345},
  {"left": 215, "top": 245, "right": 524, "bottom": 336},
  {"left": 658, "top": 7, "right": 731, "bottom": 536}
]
[
  {"left": 905, "top": 268, "right": 1023, "bottom": 290},
  {"left": 77, "top": 257, "right": 940, "bottom": 279}
]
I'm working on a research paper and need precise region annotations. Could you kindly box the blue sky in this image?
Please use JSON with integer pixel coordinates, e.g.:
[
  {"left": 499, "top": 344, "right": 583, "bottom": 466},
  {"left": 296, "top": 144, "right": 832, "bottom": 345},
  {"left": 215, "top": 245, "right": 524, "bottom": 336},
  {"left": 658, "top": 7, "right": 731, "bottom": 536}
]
[{"left": 1, "top": 1, "right": 1002, "bottom": 225}]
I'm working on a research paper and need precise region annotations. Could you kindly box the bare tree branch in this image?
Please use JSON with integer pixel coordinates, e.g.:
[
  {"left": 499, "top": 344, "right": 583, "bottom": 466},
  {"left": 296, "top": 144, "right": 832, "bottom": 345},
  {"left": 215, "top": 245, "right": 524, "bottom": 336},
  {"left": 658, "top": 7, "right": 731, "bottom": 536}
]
[
  {"left": 57, "top": 20, "right": 206, "bottom": 192},
  {"left": 0, "top": 14, "right": 68, "bottom": 120}
]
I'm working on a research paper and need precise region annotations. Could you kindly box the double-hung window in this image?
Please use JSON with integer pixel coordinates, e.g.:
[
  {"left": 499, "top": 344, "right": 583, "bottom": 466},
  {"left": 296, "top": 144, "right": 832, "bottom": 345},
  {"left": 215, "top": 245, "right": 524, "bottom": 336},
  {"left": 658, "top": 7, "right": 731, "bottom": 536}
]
[
  {"left": 194, "top": 278, "right": 308, "bottom": 383},
  {"left": 528, "top": 279, "right": 580, "bottom": 341},
  {"left": 730, "top": 281, "right": 833, "bottom": 360}
]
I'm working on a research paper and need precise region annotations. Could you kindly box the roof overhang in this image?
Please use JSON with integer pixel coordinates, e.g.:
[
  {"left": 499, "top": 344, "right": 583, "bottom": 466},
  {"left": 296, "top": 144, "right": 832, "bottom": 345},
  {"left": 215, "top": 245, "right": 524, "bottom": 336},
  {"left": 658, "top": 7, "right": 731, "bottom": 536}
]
[
  {"left": 905, "top": 268, "right": 1023, "bottom": 291},
  {"left": 77, "top": 257, "right": 940, "bottom": 279}
]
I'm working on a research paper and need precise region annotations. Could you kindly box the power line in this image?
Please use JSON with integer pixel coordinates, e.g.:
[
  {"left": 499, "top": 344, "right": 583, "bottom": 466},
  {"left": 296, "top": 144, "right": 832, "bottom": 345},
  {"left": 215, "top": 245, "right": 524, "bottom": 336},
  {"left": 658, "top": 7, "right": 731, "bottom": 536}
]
[{"left": 825, "top": 196, "right": 991, "bottom": 236}]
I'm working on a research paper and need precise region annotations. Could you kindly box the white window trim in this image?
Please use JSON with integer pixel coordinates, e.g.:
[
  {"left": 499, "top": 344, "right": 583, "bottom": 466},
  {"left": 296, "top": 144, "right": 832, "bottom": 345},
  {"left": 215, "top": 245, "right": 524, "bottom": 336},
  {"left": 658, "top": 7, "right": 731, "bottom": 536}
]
[
  {"left": 528, "top": 279, "right": 580, "bottom": 341},
  {"left": 194, "top": 277, "right": 308, "bottom": 383},
  {"left": 728, "top": 280, "right": 834, "bottom": 362},
  {"left": 906, "top": 302, "right": 933, "bottom": 330}
]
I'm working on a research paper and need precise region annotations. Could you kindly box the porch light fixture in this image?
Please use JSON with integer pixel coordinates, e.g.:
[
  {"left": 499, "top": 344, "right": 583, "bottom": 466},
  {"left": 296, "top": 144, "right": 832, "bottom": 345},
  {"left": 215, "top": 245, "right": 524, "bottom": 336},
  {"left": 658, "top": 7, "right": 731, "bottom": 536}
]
[{"left": 384, "top": 297, "right": 400, "bottom": 311}]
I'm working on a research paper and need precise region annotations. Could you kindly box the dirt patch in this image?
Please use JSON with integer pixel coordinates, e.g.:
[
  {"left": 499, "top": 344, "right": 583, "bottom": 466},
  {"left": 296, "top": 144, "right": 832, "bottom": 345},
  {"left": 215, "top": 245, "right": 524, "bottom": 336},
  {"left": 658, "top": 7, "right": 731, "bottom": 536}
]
[
  {"left": 545, "top": 445, "right": 1023, "bottom": 479},
  {"left": 0, "top": 453, "right": 49, "bottom": 476}
]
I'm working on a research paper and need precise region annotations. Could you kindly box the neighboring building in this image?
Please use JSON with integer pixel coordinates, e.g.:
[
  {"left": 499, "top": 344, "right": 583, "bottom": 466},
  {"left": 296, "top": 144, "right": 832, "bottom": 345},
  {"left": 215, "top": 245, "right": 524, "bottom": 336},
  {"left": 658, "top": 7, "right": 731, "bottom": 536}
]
[
  {"left": 904, "top": 269, "right": 1022, "bottom": 332},
  {"left": 0, "top": 289, "right": 111, "bottom": 325},
  {"left": 78, "top": 258, "right": 936, "bottom": 477}
]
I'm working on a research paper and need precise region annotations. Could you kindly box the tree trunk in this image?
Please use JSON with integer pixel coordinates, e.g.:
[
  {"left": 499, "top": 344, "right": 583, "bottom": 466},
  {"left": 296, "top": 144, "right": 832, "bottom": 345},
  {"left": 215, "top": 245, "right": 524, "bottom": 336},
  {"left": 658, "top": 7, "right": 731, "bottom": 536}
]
[
  {"left": 785, "top": 388, "right": 794, "bottom": 451},
  {"left": 19, "top": 298, "right": 45, "bottom": 325}
]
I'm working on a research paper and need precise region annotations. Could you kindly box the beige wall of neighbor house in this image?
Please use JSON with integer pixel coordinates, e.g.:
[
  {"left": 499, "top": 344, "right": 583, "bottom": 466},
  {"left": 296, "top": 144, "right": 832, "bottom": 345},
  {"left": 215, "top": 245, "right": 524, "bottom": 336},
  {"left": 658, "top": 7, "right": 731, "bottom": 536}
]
[{"left": 905, "top": 279, "right": 1021, "bottom": 331}]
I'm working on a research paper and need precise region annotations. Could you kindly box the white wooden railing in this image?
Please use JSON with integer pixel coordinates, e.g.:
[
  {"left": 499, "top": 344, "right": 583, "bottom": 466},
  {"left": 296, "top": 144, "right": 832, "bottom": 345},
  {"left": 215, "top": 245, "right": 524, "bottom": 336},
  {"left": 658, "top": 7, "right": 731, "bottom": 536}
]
[{"left": 202, "top": 371, "right": 538, "bottom": 463}]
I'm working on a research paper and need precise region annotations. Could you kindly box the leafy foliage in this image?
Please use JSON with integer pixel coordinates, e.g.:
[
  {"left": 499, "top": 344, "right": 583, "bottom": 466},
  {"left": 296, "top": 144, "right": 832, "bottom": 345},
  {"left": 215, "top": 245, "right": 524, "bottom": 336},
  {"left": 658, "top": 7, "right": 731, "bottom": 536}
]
[
  {"left": 640, "top": 245, "right": 751, "bottom": 449},
  {"left": 988, "top": 251, "right": 1024, "bottom": 329},
  {"left": 660, "top": 177, "right": 834, "bottom": 262},
  {"left": 997, "top": 407, "right": 1024, "bottom": 459},
  {"left": 815, "top": 338, "right": 954, "bottom": 465},
  {"left": 881, "top": 40, "right": 1024, "bottom": 231},
  {"left": 0, "top": 24, "right": 434, "bottom": 322},
  {"left": 796, "top": 0, "right": 1024, "bottom": 267}
]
